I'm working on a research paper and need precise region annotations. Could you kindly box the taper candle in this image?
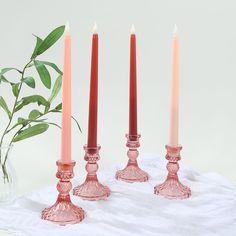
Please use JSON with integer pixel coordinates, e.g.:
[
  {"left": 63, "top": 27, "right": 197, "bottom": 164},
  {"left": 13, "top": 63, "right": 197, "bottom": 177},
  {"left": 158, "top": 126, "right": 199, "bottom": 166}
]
[
  {"left": 169, "top": 24, "right": 179, "bottom": 147},
  {"left": 115, "top": 25, "right": 149, "bottom": 183},
  {"left": 87, "top": 23, "right": 98, "bottom": 148},
  {"left": 129, "top": 24, "right": 138, "bottom": 137},
  {"left": 154, "top": 25, "right": 191, "bottom": 199},
  {"left": 60, "top": 23, "right": 72, "bottom": 164}
]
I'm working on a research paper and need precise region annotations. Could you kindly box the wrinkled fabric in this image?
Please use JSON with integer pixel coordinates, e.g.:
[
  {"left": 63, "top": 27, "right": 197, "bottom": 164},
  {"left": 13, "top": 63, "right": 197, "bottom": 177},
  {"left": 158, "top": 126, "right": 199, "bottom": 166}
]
[{"left": 0, "top": 154, "right": 236, "bottom": 236}]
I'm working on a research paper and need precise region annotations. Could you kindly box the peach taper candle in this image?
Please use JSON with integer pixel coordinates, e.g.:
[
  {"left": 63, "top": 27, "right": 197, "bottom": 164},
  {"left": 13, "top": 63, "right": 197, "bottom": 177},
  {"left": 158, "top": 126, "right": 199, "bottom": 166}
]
[
  {"left": 154, "top": 25, "right": 191, "bottom": 199},
  {"left": 42, "top": 23, "right": 85, "bottom": 224},
  {"left": 60, "top": 22, "right": 72, "bottom": 163},
  {"left": 169, "top": 24, "right": 179, "bottom": 147}
]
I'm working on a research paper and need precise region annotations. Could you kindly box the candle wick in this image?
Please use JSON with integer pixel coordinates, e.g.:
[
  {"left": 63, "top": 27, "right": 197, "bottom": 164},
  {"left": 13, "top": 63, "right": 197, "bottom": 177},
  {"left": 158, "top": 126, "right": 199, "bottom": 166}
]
[
  {"left": 173, "top": 24, "right": 178, "bottom": 34},
  {"left": 65, "top": 21, "right": 70, "bottom": 32},
  {"left": 93, "top": 22, "right": 98, "bottom": 34},
  {"left": 130, "top": 24, "right": 135, "bottom": 34}
]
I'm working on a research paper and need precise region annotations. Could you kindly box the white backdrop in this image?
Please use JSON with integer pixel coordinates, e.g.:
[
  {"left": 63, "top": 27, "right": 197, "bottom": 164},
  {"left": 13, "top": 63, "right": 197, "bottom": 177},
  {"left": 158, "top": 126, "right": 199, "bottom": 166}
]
[{"left": 0, "top": 0, "right": 236, "bottom": 197}]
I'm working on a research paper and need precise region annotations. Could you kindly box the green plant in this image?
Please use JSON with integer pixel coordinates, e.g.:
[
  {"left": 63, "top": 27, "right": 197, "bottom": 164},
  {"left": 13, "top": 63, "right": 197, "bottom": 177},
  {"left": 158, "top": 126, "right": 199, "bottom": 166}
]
[{"left": 0, "top": 25, "right": 79, "bottom": 183}]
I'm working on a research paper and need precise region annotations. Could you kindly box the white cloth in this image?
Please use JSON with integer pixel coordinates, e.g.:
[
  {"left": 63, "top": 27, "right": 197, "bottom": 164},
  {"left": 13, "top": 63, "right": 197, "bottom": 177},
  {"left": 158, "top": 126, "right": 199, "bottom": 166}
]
[{"left": 0, "top": 154, "right": 236, "bottom": 236}]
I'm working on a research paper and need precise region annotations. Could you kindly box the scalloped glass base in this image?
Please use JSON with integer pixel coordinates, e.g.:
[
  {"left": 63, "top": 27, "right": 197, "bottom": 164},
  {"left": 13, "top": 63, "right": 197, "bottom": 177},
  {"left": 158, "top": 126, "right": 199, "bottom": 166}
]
[
  {"left": 116, "top": 165, "right": 149, "bottom": 183},
  {"left": 154, "top": 178, "right": 191, "bottom": 199},
  {"left": 73, "top": 180, "right": 110, "bottom": 201},
  {"left": 41, "top": 196, "right": 85, "bottom": 225}
]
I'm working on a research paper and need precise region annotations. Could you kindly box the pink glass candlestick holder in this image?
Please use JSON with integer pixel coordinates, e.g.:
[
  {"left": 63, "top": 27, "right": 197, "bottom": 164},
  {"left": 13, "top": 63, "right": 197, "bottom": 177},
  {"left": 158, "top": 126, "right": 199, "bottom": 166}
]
[
  {"left": 116, "top": 134, "right": 149, "bottom": 183},
  {"left": 41, "top": 161, "right": 85, "bottom": 225},
  {"left": 73, "top": 145, "right": 110, "bottom": 201},
  {"left": 154, "top": 145, "right": 191, "bottom": 199}
]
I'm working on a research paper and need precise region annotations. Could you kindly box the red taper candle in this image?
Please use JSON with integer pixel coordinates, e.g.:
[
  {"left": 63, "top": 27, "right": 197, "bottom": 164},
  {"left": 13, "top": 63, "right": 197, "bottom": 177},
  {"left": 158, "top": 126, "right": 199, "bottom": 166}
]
[
  {"left": 129, "top": 25, "right": 138, "bottom": 137},
  {"left": 87, "top": 23, "right": 98, "bottom": 148}
]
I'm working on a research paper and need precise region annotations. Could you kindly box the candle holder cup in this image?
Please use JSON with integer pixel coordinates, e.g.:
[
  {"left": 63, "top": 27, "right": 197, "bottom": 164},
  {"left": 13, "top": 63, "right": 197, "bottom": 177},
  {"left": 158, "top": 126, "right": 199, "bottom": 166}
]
[
  {"left": 73, "top": 145, "right": 110, "bottom": 201},
  {"left": 41, "top": 161, "right": 85, "bottom": 225},
  {"left": 154, "top": 145, "right": 191, "bottom": 199},
  {"left": 116, "top": 134, "right": 149, "bottom": 183}
]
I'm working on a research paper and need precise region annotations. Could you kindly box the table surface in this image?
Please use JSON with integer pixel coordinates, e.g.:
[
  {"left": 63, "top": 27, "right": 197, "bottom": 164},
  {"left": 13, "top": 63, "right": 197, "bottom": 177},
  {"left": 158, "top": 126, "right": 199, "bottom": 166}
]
[
  {"left": 0, "top": 231, "right": 11, "bottom": 236},
  {"left": 0, "top": 155, "right": 236, "bottom": 236}
]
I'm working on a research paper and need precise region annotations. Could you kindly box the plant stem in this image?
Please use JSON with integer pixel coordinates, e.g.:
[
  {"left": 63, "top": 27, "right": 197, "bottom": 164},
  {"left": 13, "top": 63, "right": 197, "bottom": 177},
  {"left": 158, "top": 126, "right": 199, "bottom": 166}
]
[
  {"left": 0, "top": 60, "right": 32, "bottom": 147},
  {"left": 0, "top": 60, "right": 32, "bottom": 181},
  {"left": 2, "top": 109, "right": 53, "bottom": 165}
]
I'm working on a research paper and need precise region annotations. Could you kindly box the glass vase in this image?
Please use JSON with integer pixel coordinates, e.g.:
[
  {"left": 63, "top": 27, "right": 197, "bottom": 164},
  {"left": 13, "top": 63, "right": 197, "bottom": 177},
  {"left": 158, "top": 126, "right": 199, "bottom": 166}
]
[{"left": 0, "top": 145, "right": 17, "bottom": 205}]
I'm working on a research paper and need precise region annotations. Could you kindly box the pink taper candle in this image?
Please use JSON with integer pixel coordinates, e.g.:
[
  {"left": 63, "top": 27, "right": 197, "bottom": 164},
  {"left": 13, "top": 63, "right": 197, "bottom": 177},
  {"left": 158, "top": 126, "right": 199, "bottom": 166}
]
[
  {"left": 169, "top": 24, "right": 180, "bottom": 147},
  {"left": 60, "top": 23, "right": 72, "bottom": 163}
]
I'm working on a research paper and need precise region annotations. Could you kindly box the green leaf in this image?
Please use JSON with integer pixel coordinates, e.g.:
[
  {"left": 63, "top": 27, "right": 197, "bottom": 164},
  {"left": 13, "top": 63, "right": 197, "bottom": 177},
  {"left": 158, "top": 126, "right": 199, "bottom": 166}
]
[
  {"left": 11, "top": 83, "right": 20, "bottom": 97},
  {"left": 0, "top": 74, "right": 9, "bottom": 83},
  {"left": 22, "top": 77, "right": 35, "bottom": 88},
  {"left": 36, "top": 25, "right": 65, "bottom": 56},
  {"left": 28, "top": 109, "right": 41, "bottom": 119},
  {"left": 34, "top": 60, "right": 51, "bottom": 89},
  {"left": 13, "top": 123, "right": 49, "bottom": 142},
  {"left": 51, "top": 103, "right": 62, "bottom": 112},
  {"left": 55, "top": 103, "right": 62, "bottom": 110},
  {"left": 15, "top": 95, "right": 49, "bottom": 112},
  {"left": 48, "top": 75, "right": 62, "bottom": 103},
  {"left": 43, "top": 75, "right": 62, "bottom": 114},
  {"left": 18, "top": 117, "right": 25, "bottom": 123},
  {"left": 6, "top": 117, "right": 47, "bottom": 134},
  {"left": 41, "top": 61, "right": 63, "bottom": 75},
  {"left": 1, "top": 68, "right": 15, "bottom": 74},
  {"left": 0, "top": 68, "right": 21, "bottom": 74},
  {"left": 31, "top": 36, "right": 43, "bottom": 59},
  {"left": 0, "top": 96, "right": 11, "bottom": 118},
  {"left": 17, "top": 117, "right": 28, "bottom": 126},
  {"left": 17, "top": 117, "right": 45, "bottom": 125}
]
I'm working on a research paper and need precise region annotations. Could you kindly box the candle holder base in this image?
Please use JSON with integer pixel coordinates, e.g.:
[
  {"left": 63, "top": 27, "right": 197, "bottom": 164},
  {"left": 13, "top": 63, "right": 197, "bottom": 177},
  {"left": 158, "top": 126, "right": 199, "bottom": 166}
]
[
  {"left": 73, "top": 145, "right": 110, "bottom": 201},
  {"left": 116, "top": 134, "right": 149, "bottom": 183},
  {"left": 154, "top": 145, "right": 191, "bottom": 199},
  {"left": 116, "top": 160, "right": 149, "bottom": 183},
  {"left": 41, "top": 196, "right": 85, "bottom": 225},
  {"left": 73, "top": 176, "right": 110, "bottom": 201},
  {"left": 41, "top": 161, "right": 85, "bottom": 225},
  {"left": 154, "top": 178, "right": 191, "bottom": 199}
]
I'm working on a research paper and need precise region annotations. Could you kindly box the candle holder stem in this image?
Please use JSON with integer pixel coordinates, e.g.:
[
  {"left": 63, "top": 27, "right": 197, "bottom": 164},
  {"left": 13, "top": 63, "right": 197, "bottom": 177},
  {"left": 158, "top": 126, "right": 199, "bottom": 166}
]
[
  {"left": 116, "top": 134, "right": 149, "bottom": 183},
  {"left": 154, "top": 145, "right": 191, "bottom": 199},
  {"left": 73, "top": 145, "right": 110, "bottom": 201},
  {"left": 41, "top": 161, "right": 85, "bottom": 225}
]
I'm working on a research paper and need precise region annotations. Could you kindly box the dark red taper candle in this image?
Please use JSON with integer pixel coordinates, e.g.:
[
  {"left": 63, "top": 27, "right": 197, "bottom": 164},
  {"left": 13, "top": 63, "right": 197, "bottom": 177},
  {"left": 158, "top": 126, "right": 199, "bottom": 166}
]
[
  {"left": 129, "top": 25, "right": 138, "bottom": 136},
  {"left": 87, "top": 24, "right": 98, "bottom": 148}
]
